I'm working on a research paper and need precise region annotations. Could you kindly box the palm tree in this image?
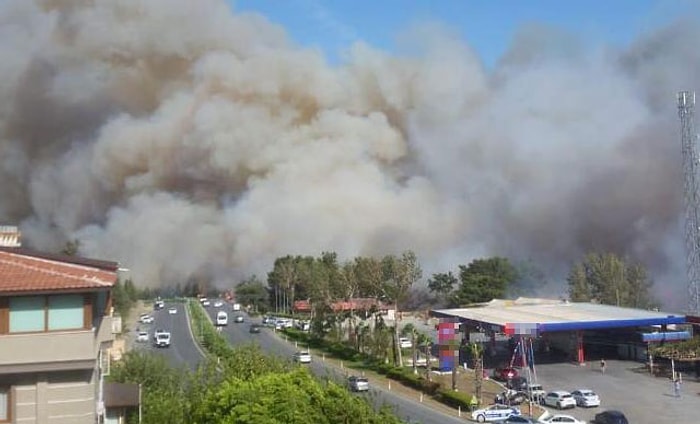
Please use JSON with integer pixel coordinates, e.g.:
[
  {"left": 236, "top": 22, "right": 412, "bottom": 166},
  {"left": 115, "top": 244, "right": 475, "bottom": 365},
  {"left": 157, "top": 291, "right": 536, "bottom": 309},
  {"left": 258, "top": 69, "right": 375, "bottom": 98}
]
[{"left": 469, "top": 342, "right": 485, "bottom": 405}]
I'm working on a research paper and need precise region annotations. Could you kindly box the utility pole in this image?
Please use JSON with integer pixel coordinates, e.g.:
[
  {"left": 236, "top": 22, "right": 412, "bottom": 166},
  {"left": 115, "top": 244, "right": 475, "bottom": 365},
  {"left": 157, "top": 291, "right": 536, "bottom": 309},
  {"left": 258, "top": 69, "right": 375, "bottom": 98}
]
[{"left": 678, "top": 91, "right": 700, "bottom": 315}]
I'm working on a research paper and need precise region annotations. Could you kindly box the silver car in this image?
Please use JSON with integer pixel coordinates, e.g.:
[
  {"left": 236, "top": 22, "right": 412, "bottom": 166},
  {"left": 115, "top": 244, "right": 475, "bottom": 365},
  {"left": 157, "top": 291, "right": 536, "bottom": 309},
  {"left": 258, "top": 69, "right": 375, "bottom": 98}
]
[
  {"left": 347, "top": 376, "right": 369, "bottom": 392},
  {"left": 571, "top": 389, "right": 600, "bottom": 407}
]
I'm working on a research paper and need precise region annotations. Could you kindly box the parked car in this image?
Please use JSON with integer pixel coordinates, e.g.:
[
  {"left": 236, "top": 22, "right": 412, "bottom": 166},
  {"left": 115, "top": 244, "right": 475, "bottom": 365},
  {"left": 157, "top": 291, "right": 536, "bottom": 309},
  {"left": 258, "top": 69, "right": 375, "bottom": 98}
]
[
  {"left": 399, "top": 337, "right": 412, "bottom": 349},
  {"left": 495, "top": 390, "right": 528, "bottom": 406},
  {"left": 543, "top": 391, "right": 576, "bottom": 410},
  {"left": 539, "top": 414, "right": 586, "bottom": 424},
  {"left": 347, "top": 376, "right": 370, "bottom": 392},
  {"left": 168, "top": 307, "right": 177, "bottom": 315},
  {"left": 136, "top": 331, "right": 149, "bottom": 343},
  {"left": 507, "top": 376, "right": 528, "bottom": 391},
  {"left": 592, "top": 410, "right": 628, "bottom": 424},
  {"left": 471, "top": 404, "right": 521, "bottom": 423},
  {"left": 570, "top": 389, "right": 600, "bottom": 408},
  {"left": 493, "top": 367, "right": 519, "bottom": 381},
  {"left": 526, "top": 383, "right": 546, "bottom": 403},
  {"left": 293, "top": 351, "right": 312, "bottom": 364},
  {"left": 249, "top": 324, "right": 261, "bottom": 334},
  {"left": 154, "top": 332, "right": 171, "bottom": 348},
  {"left": 495, "top": 415, "right": 539, "bottom": 424}
]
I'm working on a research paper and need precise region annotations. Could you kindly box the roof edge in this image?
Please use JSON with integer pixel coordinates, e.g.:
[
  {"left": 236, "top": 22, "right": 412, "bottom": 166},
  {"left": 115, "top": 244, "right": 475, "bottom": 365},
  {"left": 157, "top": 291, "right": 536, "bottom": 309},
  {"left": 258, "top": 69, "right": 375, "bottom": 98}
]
[{"left": 0, "top": 247, "right": 120, "bottom": 272}]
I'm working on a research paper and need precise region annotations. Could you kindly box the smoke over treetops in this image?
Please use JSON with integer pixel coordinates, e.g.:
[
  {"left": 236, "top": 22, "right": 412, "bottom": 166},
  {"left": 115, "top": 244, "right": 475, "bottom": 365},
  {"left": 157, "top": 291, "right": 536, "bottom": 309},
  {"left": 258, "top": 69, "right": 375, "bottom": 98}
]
[{"left": 1, "top": 0, "right": 698, "bottom": 309}]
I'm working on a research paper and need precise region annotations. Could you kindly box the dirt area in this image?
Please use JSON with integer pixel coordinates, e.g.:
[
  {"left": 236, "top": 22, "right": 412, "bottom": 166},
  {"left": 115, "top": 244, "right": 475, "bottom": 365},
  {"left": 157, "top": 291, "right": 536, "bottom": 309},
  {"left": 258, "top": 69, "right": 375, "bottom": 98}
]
[{"left": 109, "top": 300, "right": 152, "bottom": 360}]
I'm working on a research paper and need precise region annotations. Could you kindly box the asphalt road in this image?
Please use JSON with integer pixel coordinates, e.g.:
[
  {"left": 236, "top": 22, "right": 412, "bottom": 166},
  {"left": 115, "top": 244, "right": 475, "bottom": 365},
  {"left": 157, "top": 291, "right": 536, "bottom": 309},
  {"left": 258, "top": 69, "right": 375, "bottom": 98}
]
[
  {"left": 207, "top": 307, "right": 469, "bottom": 424},
  {"left": 132, "top": 302, "right": 205, "bottom": 370}
]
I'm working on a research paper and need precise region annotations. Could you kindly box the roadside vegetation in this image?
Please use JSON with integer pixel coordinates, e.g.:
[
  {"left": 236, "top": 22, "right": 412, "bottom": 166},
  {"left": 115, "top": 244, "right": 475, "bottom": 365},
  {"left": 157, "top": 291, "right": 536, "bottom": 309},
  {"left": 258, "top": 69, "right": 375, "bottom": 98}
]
[{"left": 107, "top": 300, "right": 404, "bottom": 424}]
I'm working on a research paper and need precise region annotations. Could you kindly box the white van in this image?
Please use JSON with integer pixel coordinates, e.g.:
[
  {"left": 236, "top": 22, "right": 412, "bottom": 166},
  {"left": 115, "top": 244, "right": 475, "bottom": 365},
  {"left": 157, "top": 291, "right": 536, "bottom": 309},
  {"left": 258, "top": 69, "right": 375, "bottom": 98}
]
[{"left": 216, "top": 311, "right": 228, "bottom": 326}]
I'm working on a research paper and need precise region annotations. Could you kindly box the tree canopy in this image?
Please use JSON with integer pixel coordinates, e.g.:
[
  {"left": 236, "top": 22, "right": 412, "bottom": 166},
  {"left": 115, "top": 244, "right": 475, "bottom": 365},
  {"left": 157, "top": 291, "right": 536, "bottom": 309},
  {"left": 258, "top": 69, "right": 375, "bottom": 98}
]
[
  {"left": 567, "top": 252, "right": 657, "bottom": 308},
  {"left": 453, "top": 257, "right": 518, "bottom": 305}
]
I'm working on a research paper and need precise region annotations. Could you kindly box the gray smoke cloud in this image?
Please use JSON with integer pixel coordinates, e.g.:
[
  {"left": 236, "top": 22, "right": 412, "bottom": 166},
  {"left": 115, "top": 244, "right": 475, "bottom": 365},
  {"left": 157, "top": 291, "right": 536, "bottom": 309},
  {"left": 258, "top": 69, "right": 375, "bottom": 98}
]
[{"left": 1, "top": 0, "right": 698, "bottom": 309}]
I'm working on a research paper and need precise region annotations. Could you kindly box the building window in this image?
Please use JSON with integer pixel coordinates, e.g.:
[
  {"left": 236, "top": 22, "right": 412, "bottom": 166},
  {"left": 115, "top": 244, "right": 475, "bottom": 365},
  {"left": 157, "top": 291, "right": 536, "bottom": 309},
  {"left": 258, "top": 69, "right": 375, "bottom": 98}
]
[
  {"left": 48, "top": 294, "right": 84, "bottom": 330},
  {"left": 0, "top": 387, "right": 9, "bottom": 422},
  {"left": 9, "top": 296, "right": 44, "bottom": 332},
  {"left": 7, "top": 295, "right": 87, "bottom": 333}
]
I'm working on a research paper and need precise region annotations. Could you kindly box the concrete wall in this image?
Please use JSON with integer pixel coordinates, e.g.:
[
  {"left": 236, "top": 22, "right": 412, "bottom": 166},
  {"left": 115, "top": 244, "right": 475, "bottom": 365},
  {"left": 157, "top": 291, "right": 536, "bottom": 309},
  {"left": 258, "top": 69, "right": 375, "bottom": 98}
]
[{"left": 11, "top": 370, "right": 95, "bottom": 424}]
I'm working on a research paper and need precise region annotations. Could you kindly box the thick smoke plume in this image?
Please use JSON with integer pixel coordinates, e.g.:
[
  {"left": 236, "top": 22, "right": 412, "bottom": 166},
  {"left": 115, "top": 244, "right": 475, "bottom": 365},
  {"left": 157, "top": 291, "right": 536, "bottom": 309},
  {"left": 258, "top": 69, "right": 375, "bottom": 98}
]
[{"left": 1, "top": 1, "right": 699, "bottom": 309}]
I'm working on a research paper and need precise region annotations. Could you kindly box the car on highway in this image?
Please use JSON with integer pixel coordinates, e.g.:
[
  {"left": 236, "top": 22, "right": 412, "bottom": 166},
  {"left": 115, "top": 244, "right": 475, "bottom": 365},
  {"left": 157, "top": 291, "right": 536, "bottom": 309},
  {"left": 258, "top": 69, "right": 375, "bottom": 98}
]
[
  {"left": 168, "top": 307, "right": 177, "bottom": 315},
  {"left": 154, "top": 332, "right": 171, "bottom": 348},
  {"left": 153, "top": 328, "right": 167, "bottom": 341},
  {"left": 539, "top": 414, "right": 586, "bottom": 424},
  {"left": 154, "top": 300, "right": 165, "bottom": 310},
  {"left": 592, "top": 410, "right": 628, "bottom": 424},
  {"left": 216, "top": 311, "right": 228, "bottom": 326},
  {"left": 249, "top": 324, "right": 261, "bottom": 334},
  {"left": 234, "top": 315, "right": 244, "bottom": 323},
  {"left": 347, "top": 376, "right": 370, "bottom": 392},
  {"left": 293, "top": 351, "right": 312, "bottom": 364},
  {"left": 201, "top": 299, "right": 211, "bottom": 307},
  {"left": 139, "top": 314, "right": 154, "bottom": 324},
  {"left": 570, "top": 389, "right": 600, "bottom": 408},
  {"left": 471, "top": 404, "right": 520, "bottom": 423},
  {"left": 214, "top": 300, "right": 224, "bottom": 307},
  {"left": 543, "top": 391, "right": 576, "bottom": 410},
  {"left": 136, "top": 331, "right": 149, "bottom": 343}
]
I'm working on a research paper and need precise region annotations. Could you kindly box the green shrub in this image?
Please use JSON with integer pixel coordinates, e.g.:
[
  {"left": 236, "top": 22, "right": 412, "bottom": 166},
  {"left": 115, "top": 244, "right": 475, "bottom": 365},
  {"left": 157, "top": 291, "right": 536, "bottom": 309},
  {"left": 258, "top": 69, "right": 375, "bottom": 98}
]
[{"left": 435, "top": 388, "right": 477, "bottom": 410}]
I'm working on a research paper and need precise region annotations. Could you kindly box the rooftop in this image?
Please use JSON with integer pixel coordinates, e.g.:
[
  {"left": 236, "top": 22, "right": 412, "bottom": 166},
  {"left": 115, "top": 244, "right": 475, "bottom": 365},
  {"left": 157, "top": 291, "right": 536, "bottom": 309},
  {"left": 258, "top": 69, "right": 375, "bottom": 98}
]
[
  {"left": 0, "top": 249, "right": 118, "bottom": 295},
  {"left": 431, "top": 297, "right": 686, "bottom": 334}
]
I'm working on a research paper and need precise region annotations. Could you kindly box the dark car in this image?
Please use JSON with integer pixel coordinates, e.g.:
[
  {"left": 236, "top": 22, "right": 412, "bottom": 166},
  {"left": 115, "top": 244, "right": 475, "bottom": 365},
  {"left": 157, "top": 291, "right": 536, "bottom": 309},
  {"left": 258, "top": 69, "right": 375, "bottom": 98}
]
[
  {"left": 249, "top": 324, "right": 261, "bottom": 334},
  {"left": 493, "top": 367, "right": 519, "bottom": 381},
  {"left": 495, "top": 416, "right": 538, "bottom": 424},
  {"left": 593, "top": 410, "right": 629, "bottom": 424}
]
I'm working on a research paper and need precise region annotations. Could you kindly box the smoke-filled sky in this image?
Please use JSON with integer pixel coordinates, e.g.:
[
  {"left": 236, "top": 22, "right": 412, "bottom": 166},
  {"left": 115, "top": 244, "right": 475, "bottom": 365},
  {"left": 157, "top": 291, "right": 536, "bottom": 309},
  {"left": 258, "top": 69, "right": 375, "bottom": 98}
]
[{"left": 1, "top": 0, "right": 700, "bottom": 310}]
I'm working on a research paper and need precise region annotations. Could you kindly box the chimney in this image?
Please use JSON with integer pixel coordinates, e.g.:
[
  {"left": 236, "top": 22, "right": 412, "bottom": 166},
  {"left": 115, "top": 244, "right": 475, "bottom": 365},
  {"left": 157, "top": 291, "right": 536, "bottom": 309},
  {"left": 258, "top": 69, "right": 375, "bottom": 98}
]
[{"left": 0, "top": 225, "right": 21, "bottom": 247}]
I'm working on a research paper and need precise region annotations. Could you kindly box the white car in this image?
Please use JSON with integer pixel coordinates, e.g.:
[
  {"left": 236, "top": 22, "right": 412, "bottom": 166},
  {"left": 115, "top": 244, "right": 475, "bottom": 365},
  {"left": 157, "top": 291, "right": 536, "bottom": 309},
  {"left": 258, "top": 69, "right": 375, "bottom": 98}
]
[
  {"left": 139, "top": 314, "right": 154, "bottom": 324},
  {"left": 399, "top": 337, "right": 412, "bottom": 349},
  {"left": 153, "top": 328, "right": 167, "bottom": 341},
  {"left": 539, "top": 414, "right": 586, "bottom": 424},
  {"left": 214, "top": 300, "right": 224, "bottom": 307},
  {"left": 570, "top": 389, "right": 600, "bottom": 408},
  {"left": 347, "top": 376, "right": 370, "bottom": 392},
  {"left": 202, "top": 300, "right": 211, "bottom": 307},
  {"left": 293, "top": 351, "right": 312, "bottom": 364},
  {"left": 136, "top": 331, "right": 149, "bottom": 343},
  {"left": 168, "top": 307, "right": 177, "bottom": 315},
  {"left": 471, "top": 404, "right": 520, "bottom": 422},
  {"left": 543, "top": 391, "right": 576, "bottom": 410},
  {"left": 154, "top": 332, "right": 171, "bottom": 348}
]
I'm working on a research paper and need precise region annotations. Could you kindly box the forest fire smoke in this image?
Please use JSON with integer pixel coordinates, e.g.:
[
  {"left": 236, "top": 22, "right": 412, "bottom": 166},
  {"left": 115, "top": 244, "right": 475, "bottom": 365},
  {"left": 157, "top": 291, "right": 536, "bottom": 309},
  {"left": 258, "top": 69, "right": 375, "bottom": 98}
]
[{"left": 1, "top": 1, "right": 699, "bottom": 308}]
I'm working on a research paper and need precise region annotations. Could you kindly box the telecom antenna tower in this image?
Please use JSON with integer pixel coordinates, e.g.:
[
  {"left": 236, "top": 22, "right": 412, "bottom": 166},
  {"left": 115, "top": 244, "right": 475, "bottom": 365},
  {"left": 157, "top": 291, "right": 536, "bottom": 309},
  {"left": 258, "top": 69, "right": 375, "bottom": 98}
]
[{"left": 678, "top": 91, "right": 700, "bottom": 315}]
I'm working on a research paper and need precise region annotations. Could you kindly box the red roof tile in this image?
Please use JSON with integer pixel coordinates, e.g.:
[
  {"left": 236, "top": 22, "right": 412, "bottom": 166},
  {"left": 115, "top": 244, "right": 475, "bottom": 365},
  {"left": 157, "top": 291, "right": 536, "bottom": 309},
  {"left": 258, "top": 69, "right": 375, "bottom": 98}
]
[{"left": 0, "top": 250, "right": 117, "bottom": 294}]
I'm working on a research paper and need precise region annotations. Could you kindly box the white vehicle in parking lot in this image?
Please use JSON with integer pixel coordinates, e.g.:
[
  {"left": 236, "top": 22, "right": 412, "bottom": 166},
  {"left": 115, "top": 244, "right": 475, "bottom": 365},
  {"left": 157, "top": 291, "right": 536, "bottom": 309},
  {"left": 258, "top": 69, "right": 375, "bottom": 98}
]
[
  {"left": 471, "top": 404, "right": 520, "bottom": 422},
  {"left": 543, "top": 391, "right": 576, "bottom": 410},
  {"left": 538, "top": 414, "right": 586, "bottom": 424},
  {"left": 570, "top": 389, "right": 600, "bottom": 408}
]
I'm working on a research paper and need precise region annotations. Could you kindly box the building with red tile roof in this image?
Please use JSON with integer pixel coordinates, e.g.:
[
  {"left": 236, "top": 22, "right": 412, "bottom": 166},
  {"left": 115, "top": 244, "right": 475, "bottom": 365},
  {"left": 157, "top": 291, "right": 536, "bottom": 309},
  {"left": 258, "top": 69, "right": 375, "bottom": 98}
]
[{"left": 0, "top": 247, "right": 121, "bottom": 424}]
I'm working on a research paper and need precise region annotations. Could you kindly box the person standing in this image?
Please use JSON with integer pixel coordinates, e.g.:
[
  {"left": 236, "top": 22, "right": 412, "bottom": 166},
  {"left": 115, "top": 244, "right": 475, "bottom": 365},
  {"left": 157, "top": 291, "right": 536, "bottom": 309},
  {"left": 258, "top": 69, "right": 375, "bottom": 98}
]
[
  {"left": 600, "top": 358, "right": 607, "bottom": 374},
  {"left": 673, "top": 378, "right": 682, "bottom": 398}
]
